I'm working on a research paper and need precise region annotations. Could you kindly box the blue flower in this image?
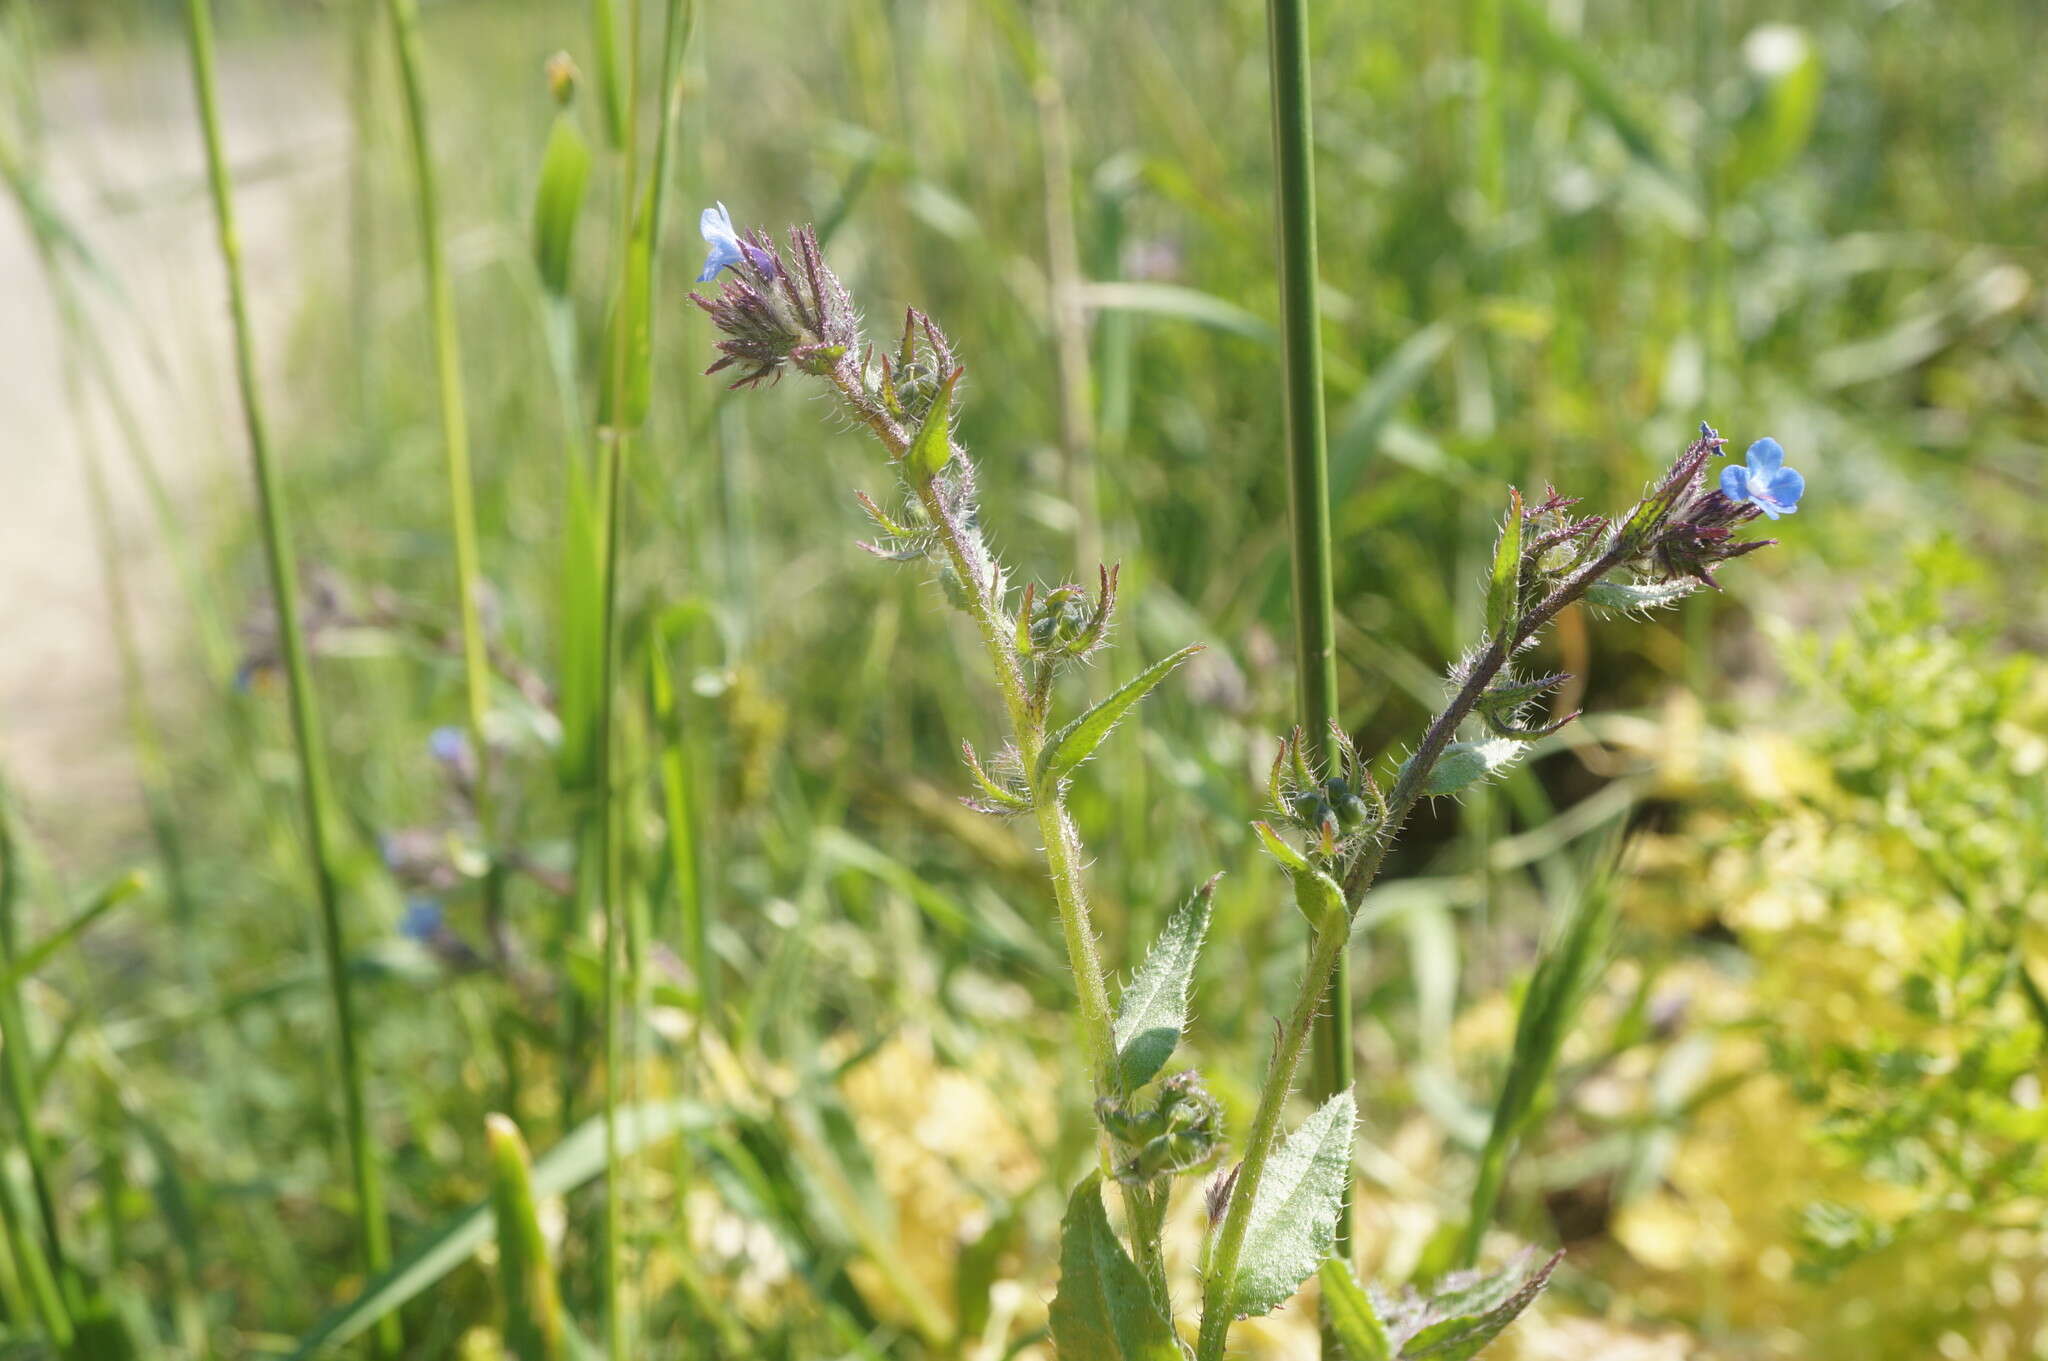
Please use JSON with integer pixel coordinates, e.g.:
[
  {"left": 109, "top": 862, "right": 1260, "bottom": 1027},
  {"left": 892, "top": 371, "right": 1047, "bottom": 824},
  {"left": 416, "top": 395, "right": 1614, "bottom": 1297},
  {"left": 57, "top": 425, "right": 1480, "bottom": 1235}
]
[
  {"left": 1719, "top": 437, "right": 1804, "bottom": 519},
  {"left": 428, "top": 725, "right": 471, "bottom": 769},
  {"left": 400, "top": 897, "right": 444, "bottom": 943},
  {"left": 697, "top": 202, "right": 746, "bottom": 282}
]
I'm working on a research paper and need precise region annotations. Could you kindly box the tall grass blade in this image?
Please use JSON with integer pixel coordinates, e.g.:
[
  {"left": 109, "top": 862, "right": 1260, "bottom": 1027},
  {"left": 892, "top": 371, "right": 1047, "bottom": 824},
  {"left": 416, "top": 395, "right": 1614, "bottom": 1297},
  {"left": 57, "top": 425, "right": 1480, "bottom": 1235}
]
[
  {"left": 1458, "top": 846, "right": 1622, "bottom": 1266},
  {"left": 381, "top": 0, "right": 497, "bottom": 914},
  {"left": 176, "top": 0, "right": 395, "bottom": 1348}
]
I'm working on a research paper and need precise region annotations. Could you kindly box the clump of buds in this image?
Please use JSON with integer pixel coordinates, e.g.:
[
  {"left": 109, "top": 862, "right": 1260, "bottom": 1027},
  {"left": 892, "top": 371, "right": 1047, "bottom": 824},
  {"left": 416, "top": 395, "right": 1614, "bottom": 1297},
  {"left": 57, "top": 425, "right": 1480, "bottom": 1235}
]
[
  {"left": 1096, "top": 1070, "right": 1225, "bottom": 1186},
  {"left": 1267, "top": 721, "right": 1385, "bottom": 862}
]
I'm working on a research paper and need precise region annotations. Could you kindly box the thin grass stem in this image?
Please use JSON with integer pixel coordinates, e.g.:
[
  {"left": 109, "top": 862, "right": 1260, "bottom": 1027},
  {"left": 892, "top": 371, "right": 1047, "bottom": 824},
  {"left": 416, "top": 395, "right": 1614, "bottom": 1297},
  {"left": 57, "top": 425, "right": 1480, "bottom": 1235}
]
[
  {"left": 380, "top": 0, "right": 498, "bottom": 919},
  {"left": 177, "top": 1, "right": 395, "bottom": 1351},
  {"left": 594, "top": 0, "right": 649, "bottom": 1349}
]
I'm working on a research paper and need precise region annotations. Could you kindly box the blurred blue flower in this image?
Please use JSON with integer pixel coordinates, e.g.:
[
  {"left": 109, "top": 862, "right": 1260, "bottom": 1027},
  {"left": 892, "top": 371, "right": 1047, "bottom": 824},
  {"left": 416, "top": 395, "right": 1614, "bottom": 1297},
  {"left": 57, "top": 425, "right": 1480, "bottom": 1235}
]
[
  {"left": 697, "top": 202, "right": 746, "bottom": 282},
  {"left": 1719, "top": 437, "right": 1804, "bottom": 519},
  {"left": 400, "top": 897, "right": 444, "bottom": 943},
  {"left": 428, "top": 725, "right": 470, "bottom": 769}
]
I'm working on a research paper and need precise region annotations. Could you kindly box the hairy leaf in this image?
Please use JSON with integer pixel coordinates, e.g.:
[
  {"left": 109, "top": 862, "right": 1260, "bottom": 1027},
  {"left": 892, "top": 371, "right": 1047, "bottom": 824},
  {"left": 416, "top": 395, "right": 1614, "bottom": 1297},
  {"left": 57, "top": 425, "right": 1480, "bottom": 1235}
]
[
  {"left": 1378, "top": 1250, "right": 1562, "bottom": 1360},
  {"left": 1318, "top": 1258, "right": 1393, "bottom": 1361},
  {"left": 1036, "top": 645, "right": 1202, "bottom": 789},
  {"left": 1049, "top": 1175, "right": 1181, "bottom": 1361},
  {"left": 1485, "top": 488, "right": 1523, "bottom": 638},
  {"left": 1584, "top": 578, "right": 1697, "bottom": 612},
  {"left": 906, "top": 366, "right": 963, "bottom": 479},
  {"left": 1406, "top": 738, "right": 1527, "bottom": 799},
  {"left": 1230, "top": 1089, "right": 1356, "bottom": 1318},
  {"left": 1112, "top": 878, "right": 1217, "bottom": 1090}
]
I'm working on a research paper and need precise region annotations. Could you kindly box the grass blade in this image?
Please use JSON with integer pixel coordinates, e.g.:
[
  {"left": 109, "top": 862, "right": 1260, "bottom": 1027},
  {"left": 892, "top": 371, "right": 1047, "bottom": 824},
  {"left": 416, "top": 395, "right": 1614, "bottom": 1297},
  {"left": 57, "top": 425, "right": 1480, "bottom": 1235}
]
[
  {"left": 286, "top": 1102, "right": 709, "bottom": 1359},
  {"left": 178, "top": 2, "right": 395, "bottom": 1346}
]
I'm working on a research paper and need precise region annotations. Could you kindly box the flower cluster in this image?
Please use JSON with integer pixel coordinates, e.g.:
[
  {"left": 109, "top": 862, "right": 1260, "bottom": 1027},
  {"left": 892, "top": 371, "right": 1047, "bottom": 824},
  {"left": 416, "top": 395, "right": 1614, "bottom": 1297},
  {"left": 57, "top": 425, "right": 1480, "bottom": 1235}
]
[{"left": 690, "top": 213, "right": 859, "bottom": 390}]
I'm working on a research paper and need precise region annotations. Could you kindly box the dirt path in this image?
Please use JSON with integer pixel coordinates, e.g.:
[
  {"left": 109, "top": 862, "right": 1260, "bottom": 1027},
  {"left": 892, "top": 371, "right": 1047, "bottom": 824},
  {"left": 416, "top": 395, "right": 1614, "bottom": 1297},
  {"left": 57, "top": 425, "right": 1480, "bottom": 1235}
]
[{"left": 0, "top": 28, "right": 345, "bottom": 855}]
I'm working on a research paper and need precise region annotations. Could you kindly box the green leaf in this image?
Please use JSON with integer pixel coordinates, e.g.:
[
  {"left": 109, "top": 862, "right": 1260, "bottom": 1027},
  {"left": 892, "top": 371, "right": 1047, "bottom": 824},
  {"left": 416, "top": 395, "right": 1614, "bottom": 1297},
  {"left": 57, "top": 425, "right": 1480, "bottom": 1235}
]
[
  {"left": 1330, "top": 318, "right": 1461, "bottom": 504},
  {"left": 1396, "top": 1251, "right": 1560, "bottom": 1360},
  {"left": 1, "top": 872, "right": 145, "bottom": 989},
  {"left": 1230, "top": 1089, "right": 1356, "bottom": 1319},
  {"left": 1250, "top": 824, "right": 1346, "bottom": 934},
  {"left": 1075, "top": 281, "right": 1277, "bottom": 345},
  {"left": 906, "top": 366, "right": 963, "bottom": 480},
  {"left": 286, "top": 1101, "right": 708, "bottom": 1358},
  {"left": 1318, "top": 1258, "right": 1393, "bottom": 1361},
  {"left": 1048, "top": 1175, "right": 1182, "bottom": 1361},
  {"left": 1725, "top": 25, "right": 1824, "bottom": 191},
  {"left": 1037, "top": 645, "right": 1203, "bottom": 790},
  {"left": 1291, "top": 864, "right": 1347, "bottom": 936},
  {"left": 1583, "top": 578, "right": 1697, "bottom": 613},
  {"left": 531, "top": 112, "right": 592, "bottom": 297},
  {"left": 1404, "top": 738, "right": 1527, "bottom": 799},
  {"left": 486, "top": 1115, "right": 568, "bottom": 1361},
  {"left": 1485, "top": 488, "right": 1523, "bottom": 638},
  {"left": 1251, "top": 819, "right": 1313, "bottom": 875},
  {"left": 1112, "top": 878, "right": 1217, "bottom": 1090}
]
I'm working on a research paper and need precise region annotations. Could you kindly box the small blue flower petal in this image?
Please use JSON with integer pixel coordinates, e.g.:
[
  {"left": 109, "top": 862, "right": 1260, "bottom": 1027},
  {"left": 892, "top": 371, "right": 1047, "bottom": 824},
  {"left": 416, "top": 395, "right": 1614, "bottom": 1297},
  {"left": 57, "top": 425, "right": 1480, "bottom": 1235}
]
[
  {"left": 1720, "top": 464, "right": 1748, "bottom": 501},
  {"left": 1765, "top": 465, "right": 1804, "bottom": 511},
  {"left": 697, "top": 201, "right": 745, "bottom": 283},
  {"left": 1745, "top": 437, "right": 1783, "bottom": 477}
]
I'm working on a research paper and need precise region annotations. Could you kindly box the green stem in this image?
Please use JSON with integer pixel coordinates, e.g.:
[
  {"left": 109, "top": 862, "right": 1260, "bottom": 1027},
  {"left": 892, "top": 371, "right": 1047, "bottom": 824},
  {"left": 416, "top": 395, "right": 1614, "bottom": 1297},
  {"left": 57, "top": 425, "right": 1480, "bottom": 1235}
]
[
  {"left": 381, "top": 0, "right": 496, "bottom": 881},
  {"left": 835, "top": 373, "right": 1145, "bottom": 1278},
  {"left": 1459, "top": 1123, "right": 1514, "bottom": 1268},
  {"left": 1195, "top": 914, "right": 1350, "bottom": 1361},
  {"left": 1265, "top": 0, "right": 1352, "bottom": 1297},
  {"left": 1200, "top": 535, "right": 1637, "bottom": 1358},
  {"left": 178, "top": 4, "right": 395, "bottom": 1351},
  {"left": 595, "top": 1, "right": 648, "bottom": 1349}
]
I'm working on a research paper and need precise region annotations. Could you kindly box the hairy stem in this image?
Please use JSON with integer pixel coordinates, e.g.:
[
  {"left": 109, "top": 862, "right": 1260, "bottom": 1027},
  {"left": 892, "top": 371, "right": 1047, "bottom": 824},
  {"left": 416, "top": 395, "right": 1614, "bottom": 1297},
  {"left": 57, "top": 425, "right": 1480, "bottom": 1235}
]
[
  {"left": 1195, "top": 914, "right": 1350, "bottom": 1361},
  {"left": 834, "top": 370, "right": 1166, "bottom": 1286},
  {"left": 1199, "top": 534, "right": 1634, "bottom": 1358}
]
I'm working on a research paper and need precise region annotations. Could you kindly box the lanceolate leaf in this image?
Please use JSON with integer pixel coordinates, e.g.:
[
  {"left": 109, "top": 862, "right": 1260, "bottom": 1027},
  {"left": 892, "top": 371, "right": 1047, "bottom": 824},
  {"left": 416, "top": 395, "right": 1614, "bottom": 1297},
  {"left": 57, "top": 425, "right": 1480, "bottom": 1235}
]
[
  {"left": 1049, "top": 1175, "right": 1181, "bottom": 1361},
  {"left": 1318, "top": 1258, "right": 1393, "bottom": 1361},
  {"left": 1397, "top": 1250, "right": 1561, "bottom": 1360},
  {"left": 1485, "top": 488, "right": 1523, "bottom": 638},
  {"left": 531, "top": 112, "right": 592, "bottom": 298},
  {"left": 906, "top": 366, "right": 963, "bottom": 480},
  {"left": 1037, "top": 645, "right": 1203, "bottom": 790},
  {"left": 1583, "top": 578, "right": 1697, "bottom": 613},
  {"left": 1229, "top": 1089, "right": 1356, "bottom": 1319},
  {"left": 1112, "top": 877, "right": 1217, "bottom": 1090}
]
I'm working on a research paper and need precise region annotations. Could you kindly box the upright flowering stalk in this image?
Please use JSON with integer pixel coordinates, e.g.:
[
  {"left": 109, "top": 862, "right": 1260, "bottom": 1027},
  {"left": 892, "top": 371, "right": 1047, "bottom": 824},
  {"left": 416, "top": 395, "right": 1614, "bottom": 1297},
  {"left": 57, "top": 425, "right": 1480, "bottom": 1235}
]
[{"left": 692, "top": 214, "right": 1802, "bottom": 1357}]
